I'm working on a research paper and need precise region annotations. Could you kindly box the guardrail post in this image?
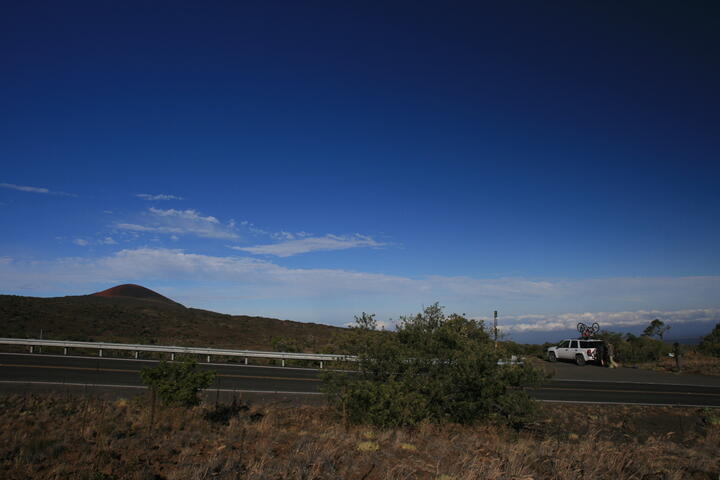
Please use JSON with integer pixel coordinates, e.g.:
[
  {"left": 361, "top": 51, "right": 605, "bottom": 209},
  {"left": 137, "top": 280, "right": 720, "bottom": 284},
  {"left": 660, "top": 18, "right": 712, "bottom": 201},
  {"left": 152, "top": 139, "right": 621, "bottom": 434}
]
[
  {"left": 99, "top": 349, "right": 103, "bottom": 357},
  {"left": 320, "top": 361, "right": 323, "bottom": 369},
  {"left": 282, "top": 359, "right": 285, "bottom": 367},
  {"left": 63, "top": 347, "right": 68, "bottom": 355},
  {"left": 171, "top": 353, "right": 175, "bottom": 361},
  {"left": 244, "top": 357, "right": 248, "bottom": 365},
  {"left": 207, "top": 355, "right": 211, "bottom": 363},
  {"left": 134, "top": 351, "right": 139, "bottom": 359},
  {"left": 29, "top": 346, "right": 34, "bottom": 354}
]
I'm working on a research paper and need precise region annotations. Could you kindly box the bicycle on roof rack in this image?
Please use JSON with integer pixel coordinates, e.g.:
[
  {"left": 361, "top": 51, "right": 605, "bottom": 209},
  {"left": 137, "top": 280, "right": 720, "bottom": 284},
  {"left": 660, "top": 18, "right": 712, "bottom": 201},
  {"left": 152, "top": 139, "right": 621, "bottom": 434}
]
[{"left": 577, "top": 322, "right": 600, "bottom": 339}]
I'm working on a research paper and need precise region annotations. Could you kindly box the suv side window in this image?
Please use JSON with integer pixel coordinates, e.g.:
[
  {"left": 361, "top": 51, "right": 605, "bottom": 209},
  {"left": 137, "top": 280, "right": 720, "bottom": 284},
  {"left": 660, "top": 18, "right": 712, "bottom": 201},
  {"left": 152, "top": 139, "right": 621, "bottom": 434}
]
[
  {"left": 570, "top": 341, "right": 578, "bottom": 348},
  {"left": 559, "top": 341, "right": 570, "bottom": 348}
]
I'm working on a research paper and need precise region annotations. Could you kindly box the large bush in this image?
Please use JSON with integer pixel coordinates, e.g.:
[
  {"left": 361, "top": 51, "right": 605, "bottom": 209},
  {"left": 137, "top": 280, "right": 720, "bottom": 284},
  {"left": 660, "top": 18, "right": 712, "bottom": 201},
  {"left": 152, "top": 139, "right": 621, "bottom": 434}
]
[
  {"left": 140, "top": 359, "right": 215, "bottom": 406},
  {"left": 321, "top": 304, "right": 544, "bottom": 428},
  {"left": 699, "top": 323, "right": 720, "bottom": 357}
]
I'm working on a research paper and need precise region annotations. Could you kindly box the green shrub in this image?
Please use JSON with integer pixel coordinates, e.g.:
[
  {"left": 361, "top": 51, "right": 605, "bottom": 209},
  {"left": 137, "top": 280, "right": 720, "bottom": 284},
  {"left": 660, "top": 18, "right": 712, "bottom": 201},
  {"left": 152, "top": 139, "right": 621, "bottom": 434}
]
[
  {"left": 321, "top": 304, "right": 545, "bottom": 428},
  {"left": 596, "top": 329, "right": 671, "bottom": 364},
  {"left": 498, "top": 340, "right": 550, "bottom": 359},
  {"left": 139, "top": 359, "right": 215, "bottom": 407}
]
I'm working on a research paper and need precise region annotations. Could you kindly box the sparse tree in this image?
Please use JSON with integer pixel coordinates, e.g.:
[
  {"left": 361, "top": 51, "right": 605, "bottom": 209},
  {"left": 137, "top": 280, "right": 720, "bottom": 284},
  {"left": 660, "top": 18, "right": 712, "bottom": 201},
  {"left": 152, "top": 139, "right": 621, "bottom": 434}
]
[
  {"left": 352, "top": 312, "right": 377, "bottom": 331},
  {"left": 642, "top": 319, "right": 670, "bottom": 340}
]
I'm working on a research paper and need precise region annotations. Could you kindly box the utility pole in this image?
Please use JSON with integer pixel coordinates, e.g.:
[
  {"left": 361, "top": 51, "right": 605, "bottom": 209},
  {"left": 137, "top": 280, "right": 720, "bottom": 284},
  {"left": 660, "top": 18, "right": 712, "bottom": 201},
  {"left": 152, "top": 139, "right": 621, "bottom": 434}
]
[{"left": 493, "top": 310, "right": 498, "bottom": 349}]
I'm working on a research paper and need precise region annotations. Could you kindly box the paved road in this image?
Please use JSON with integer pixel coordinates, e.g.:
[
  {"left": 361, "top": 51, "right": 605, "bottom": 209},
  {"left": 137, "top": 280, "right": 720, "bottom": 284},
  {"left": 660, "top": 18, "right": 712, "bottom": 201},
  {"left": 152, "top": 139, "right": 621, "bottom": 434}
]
[
  {"left": 545, "top": 360, "right": 720, "bottom": 387},
  {"left": 2, "top": 353, "right": 719, "bottom": 407}
]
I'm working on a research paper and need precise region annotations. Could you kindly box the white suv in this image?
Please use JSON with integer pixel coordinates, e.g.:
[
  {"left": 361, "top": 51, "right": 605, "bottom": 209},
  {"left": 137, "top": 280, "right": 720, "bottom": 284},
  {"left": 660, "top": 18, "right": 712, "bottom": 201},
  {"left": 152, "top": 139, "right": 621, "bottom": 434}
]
[{"left": 547, "top": 339, "right": 604, "bottom": 366}]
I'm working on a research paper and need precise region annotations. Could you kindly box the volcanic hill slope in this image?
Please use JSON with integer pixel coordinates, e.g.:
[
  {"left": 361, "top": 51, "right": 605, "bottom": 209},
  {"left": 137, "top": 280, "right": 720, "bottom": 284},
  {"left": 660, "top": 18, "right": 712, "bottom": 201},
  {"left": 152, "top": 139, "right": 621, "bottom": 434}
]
[
  {"left": 0, "top": 285, "right": 348, "bottom": 352},
  {"left": 90, "top": 284, "right": 182, "bottom": 306}
]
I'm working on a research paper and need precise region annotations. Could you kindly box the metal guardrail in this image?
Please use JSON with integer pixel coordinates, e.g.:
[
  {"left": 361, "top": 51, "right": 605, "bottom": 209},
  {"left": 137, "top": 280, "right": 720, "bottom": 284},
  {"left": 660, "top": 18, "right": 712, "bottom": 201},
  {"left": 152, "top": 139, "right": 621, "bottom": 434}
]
[{"left": 0, "top": 338, "right": 356, "bottom": 368}]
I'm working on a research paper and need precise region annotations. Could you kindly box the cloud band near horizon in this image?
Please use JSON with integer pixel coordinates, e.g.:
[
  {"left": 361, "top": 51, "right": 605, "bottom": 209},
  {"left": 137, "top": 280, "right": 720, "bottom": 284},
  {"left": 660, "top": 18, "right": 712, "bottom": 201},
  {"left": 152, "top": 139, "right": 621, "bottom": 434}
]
[
  {"left": 493, "top": 308, "right": 720, "bottom": 333},
  {"left": 0, "top": 247, "right": 718, "bottom": 333}
]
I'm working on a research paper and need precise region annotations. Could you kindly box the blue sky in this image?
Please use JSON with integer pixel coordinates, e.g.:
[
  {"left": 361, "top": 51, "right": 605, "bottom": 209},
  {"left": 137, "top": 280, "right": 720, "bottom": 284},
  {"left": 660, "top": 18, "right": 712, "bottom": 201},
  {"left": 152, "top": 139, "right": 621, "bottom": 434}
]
[{"left": 1, "top": 1, "right": 719, "bottom": 343}]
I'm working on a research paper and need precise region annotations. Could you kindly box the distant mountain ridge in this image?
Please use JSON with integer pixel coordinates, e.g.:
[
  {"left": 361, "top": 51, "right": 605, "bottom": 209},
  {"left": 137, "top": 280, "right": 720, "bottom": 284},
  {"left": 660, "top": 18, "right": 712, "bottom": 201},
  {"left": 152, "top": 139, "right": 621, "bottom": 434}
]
[{"left": 0, "top": 285, "right": 347, "bottom": 352}]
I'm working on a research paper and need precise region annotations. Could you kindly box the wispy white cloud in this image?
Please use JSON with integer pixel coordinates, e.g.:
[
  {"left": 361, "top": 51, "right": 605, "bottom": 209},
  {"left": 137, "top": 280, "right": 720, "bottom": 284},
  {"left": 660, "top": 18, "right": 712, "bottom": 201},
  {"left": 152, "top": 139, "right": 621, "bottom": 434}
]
[
  {"left": 0, "top": 182, "right": 76, "bottom": 197},
  {"left": 237, "top": 220, "right": 315, "bottom": 241},
  {"left": 148, "top": 208, "right": 216, "bottom": 222},
  {"left": 116, "top": 223, "right": 158, "bottom": 232},
  {"left": 71, "top": 237, "right": 117, "bottom": 247},
  {"left": 272, "top": 231, "right": 296, "bottom": 241},
  {"left": 231, "top": 234, "right": 385, "bottom": 257},
  {"left": 115, "top": 208, "right": 238, "bottom": 240},
  {"left": 1, "top": 183, "right": 50, "bottom": 194},
  {"left": 135, "top": 193, "right": 183, "bottom": 201},
  {"left": 239, "top": 220, "right": 271, "bottom": 236}
]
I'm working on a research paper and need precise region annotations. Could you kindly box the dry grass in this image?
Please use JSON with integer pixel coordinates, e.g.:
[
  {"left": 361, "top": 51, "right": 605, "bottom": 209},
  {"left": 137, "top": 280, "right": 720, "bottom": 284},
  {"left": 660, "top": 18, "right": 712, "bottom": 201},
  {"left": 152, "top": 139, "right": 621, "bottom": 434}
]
[
  {"left": 1, "top": 394, "right": 719, "bottom": 480},
  {"left": 635, "top": 351, "right": 720, "bottom": 376}
]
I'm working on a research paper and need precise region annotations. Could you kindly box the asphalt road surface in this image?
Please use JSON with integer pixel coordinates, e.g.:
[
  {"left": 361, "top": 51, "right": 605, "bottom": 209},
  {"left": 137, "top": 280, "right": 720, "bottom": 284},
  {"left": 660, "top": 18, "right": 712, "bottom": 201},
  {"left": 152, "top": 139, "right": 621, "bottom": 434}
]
[{"left": 2, "top": 352, "right": 720, "bottom": 407}]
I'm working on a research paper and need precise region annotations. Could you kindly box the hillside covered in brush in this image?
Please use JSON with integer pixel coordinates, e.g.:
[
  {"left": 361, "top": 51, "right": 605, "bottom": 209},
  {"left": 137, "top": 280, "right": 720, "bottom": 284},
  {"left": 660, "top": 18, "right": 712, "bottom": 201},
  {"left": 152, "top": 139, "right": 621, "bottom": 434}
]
[{"left": 0, "top": 285, "right": 348, "bottom": 352}]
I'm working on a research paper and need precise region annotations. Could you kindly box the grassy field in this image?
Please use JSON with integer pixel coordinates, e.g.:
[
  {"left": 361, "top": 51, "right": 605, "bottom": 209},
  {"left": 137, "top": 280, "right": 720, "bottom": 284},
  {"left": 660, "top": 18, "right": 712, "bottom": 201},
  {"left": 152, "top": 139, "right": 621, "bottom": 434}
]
[{"left": 2, "top": 393, "right": 719, "bottom": 480}]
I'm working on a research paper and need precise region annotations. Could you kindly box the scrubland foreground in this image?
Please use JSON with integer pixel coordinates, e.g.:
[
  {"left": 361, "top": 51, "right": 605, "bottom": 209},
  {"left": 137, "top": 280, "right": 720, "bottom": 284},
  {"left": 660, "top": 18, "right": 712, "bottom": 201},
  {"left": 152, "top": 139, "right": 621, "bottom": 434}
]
[{"left": 1, "top": 394, "right": 719, "bottom": 480}]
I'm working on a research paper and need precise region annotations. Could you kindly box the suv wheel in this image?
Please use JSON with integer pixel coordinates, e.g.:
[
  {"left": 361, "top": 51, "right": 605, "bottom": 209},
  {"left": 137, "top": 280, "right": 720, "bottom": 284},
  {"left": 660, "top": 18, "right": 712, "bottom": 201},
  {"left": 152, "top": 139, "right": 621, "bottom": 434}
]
[
  {"left": 575, "top": 354, "right": 586, "bottom": 366},
  {"left": 548, "top": 352, "right": 557, "bottom": 362}
]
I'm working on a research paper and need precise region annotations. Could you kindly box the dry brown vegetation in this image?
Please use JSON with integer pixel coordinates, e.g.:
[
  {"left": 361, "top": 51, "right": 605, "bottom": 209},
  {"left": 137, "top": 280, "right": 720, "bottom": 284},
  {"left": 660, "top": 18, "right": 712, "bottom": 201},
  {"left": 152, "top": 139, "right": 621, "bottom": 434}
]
[
  {"left": 635, "top": 351, "right": 720, "bottom": 377},
  {"left": 2, "top": 394, "right": 719, "bottom": 480}
]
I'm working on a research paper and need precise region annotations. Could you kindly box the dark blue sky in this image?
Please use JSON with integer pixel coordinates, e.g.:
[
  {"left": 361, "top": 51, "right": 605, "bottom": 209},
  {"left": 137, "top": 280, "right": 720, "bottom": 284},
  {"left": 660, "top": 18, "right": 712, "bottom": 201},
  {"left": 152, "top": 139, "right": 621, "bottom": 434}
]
[{"left": 1, "top": 1, "right": 719, "bottom": 341}]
